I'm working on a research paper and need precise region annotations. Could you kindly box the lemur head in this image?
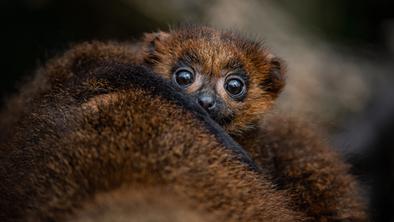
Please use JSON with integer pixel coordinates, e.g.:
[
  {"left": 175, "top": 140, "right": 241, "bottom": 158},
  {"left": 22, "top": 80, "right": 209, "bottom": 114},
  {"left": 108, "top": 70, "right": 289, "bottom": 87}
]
[{"left": 140, "top": 26, "right": 285, "bottom": 135}]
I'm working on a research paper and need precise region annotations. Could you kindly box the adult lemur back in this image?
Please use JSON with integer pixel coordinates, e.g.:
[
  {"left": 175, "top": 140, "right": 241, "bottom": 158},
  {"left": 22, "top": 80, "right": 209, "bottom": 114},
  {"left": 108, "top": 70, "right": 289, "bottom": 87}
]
[
  {"left": 0, "top": 43, "right": 301, "bottom": 221},
  {"left": 0, "top": 26, "right": 367, "bottom": 221}
]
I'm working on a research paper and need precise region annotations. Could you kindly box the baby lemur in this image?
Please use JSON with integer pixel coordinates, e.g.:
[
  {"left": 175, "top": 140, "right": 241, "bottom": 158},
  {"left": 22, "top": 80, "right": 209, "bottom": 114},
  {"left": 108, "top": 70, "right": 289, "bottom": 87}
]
[
  {"left": 134, "top": 26, "right": 284, "bottom": 134},
  {"left": 0, "top": 26, "right": 366, "bottom": 221},
  {"left": 133, "top": 26, "right": 367, "bottom": 221}
]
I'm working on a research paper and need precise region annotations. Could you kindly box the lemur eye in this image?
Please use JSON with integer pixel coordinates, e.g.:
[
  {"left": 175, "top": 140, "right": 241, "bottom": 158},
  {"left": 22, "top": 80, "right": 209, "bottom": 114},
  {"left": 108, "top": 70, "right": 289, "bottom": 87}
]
[
  {"left": 173, "top": 68, "right": 194, "bottom": 87},
  {"left": 224, "top": 76, "right": 246, "bottom": 98}
]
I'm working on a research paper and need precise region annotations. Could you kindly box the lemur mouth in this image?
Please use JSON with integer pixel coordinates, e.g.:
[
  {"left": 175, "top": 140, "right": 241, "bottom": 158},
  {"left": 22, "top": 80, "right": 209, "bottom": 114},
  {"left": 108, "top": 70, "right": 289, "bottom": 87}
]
[
  {"left": 191, "top": 93, "right": 234, "bottom": 126},
  {"left": 206, "top": 110, "right": 234, "bottom": 126}
]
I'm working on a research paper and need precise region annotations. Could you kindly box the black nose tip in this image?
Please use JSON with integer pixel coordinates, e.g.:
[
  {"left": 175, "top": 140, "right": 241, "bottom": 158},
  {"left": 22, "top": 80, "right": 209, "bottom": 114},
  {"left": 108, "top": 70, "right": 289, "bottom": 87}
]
[{"left": 197, "top": 95, "right": 216, "bottom": 110}]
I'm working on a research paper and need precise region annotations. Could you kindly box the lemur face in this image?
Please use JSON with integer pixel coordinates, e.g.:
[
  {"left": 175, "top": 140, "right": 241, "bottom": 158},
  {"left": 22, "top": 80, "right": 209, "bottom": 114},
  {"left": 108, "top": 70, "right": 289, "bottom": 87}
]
[{"left": 141, "top": 26, "right": 285, "bottom": 134}]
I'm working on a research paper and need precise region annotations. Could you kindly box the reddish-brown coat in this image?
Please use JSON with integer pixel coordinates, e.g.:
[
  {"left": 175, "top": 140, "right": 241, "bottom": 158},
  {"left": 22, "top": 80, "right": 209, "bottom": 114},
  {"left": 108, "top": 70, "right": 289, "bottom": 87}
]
[
  {"left": 0, "top": 26, "right": 367, "bottom": 221},
  {"left": 138, "top": 26, "right": 367, "bottom": 221},
  {"left": 0, "top": 42, "right": 302, "bottom": 221}
]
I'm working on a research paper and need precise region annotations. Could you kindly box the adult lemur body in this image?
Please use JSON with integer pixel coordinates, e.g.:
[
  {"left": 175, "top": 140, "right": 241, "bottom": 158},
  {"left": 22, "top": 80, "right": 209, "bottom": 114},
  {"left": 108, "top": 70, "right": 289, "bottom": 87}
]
[
  {"left": 0, "top": 26, "right": 366, "bottom": 221},
  {"left": 0, "top": 43, "right": 300, "bottom": 221}
]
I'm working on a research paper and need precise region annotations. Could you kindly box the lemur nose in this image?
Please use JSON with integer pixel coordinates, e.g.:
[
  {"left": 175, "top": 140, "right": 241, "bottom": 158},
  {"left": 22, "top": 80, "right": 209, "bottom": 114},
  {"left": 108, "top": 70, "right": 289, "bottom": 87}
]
[{"left": 197, "top": 95, "right": 216, "bottom": 110}]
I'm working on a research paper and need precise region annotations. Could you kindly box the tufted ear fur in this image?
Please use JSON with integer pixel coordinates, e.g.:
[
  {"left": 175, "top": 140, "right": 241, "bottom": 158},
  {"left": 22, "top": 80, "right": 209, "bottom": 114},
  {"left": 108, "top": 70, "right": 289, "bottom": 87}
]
[
  {"left": 142, "top": 31, "right": 170, "bottom": 65},
  {"left": 261, "top": 55, "right": 286, "bottom": 95}
]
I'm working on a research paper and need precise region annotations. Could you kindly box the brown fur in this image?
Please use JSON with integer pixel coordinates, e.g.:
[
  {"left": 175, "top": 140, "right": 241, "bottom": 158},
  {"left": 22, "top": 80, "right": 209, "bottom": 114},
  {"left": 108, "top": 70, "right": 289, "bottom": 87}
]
[
  {"left": 0, "top": 26, "right": 367, "bottom": 221},
  {"left": 0, "top": 42, "right": 302, "bottom": 221},
  {"left": 70, "top": 188, "right": 212, "bottom": 222},
  {"left": 137, "top": 26, "right": 368, "bottom": 221},
  {"left": 136, "top": 26, "right": 285, "bottom": 134},
  {"left": 235, "top": 114, "right": 367, "bottom": 221}
]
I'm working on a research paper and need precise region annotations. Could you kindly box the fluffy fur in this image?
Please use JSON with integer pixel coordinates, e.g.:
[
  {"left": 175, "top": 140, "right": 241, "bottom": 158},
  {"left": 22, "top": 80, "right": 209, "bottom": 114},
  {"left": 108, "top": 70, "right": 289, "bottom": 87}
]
[
  {"left": 134, "top": 26, "right": 285, "bottom": 134},
  {"left": 0, "top": 42, "right": 302, "bottom": 221},
  {"left": 0, "top": 25, "right": 367, "bottom": 221},
  {"left": 235, "top": 114, "right": 367, "bottom": 221},
  {"left": 136, "top": 26, "right": 367, "bottom": 221}
]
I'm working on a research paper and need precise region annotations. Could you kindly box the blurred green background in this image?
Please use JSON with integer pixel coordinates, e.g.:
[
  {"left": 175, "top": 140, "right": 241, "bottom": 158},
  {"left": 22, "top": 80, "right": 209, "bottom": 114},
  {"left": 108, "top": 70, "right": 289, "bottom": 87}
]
[{"left": 1, "top": 0, "right": 393, "bottom": 221}]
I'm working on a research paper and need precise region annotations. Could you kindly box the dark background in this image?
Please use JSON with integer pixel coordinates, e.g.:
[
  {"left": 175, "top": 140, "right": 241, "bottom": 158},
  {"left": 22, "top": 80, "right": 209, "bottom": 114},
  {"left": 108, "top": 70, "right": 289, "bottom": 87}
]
[{"left": 1, "top": 0, "right": 393, "bottom": 220}]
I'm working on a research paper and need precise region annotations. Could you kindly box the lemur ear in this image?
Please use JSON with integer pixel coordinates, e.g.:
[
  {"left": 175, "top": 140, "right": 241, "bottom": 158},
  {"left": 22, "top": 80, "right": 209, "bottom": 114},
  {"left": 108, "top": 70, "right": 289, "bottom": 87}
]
[
  {"left": 142, "top": 31, "right": 170, "bottom": 65},
  {"left": 262, "top": 55, "right": 286, "bottom": 95},
  {"left": 143, "top": 31, "right": 170, "bottom": 54}
]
